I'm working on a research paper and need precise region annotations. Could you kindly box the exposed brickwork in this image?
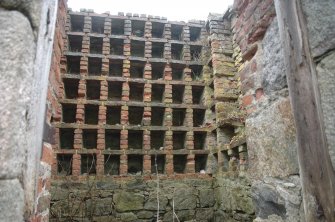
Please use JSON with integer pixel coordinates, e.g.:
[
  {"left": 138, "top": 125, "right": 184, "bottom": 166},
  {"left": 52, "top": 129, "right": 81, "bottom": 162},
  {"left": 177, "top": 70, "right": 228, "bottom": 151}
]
[
  {"left": 48, "top": 5, "right": 255, "bottom": 222},
  {"left": 207, "top": 13, "right": 247, "bottom": 173},
  {"left": 51, "top": 9, "right": 220, "bottom": 178},
  {"left": 231, "top": 0, "right": 276, "bottom": 114},
  {"left": 232, "top": 0, "right": 275, "bottom": 57}
]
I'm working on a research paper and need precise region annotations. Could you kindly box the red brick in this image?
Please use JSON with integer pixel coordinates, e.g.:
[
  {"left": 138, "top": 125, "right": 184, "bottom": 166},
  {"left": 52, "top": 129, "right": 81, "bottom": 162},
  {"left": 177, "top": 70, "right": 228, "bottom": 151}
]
[{"left": 242, "top": 94, "right": 254, "bottom": 107}]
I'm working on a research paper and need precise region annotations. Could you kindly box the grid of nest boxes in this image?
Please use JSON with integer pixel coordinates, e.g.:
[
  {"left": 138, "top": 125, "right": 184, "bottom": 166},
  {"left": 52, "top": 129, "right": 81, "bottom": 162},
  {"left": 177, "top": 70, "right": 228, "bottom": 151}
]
[{"left": 54, "top": 12, "right": 216, "bottom": 177}]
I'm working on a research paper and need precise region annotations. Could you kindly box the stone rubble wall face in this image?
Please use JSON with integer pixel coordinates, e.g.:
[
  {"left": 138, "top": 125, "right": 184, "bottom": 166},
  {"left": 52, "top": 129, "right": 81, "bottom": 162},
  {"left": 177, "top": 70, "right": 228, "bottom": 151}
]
[
  {"left": 231, "top": 0, "right": 303, "bottom": 221},
  {"left": 301, "top": 0, "right": 335, "bottom": 169},
  {"left": 0, "top": 0, "right": 58, "bottom": 221}
]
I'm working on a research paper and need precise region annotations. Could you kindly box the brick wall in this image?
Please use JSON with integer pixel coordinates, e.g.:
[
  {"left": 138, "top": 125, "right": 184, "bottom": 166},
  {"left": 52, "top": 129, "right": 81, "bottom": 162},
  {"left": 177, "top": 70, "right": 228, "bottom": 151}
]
[
  {"left": 51, "top": 9, "right": 221, "bottom": 178},
  {"left": 207, "top": 13, "right": 247, "bottom": 174}
]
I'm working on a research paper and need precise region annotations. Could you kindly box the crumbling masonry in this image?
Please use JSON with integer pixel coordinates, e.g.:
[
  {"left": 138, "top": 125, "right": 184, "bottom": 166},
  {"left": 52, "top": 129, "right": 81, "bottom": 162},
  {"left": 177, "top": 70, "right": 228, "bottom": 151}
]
[
  {"left": 49, "top": 5, "right": 251, "bottom": 222},
  {"left": 0, "top": 0, "right": 334, "bottom": 221}
]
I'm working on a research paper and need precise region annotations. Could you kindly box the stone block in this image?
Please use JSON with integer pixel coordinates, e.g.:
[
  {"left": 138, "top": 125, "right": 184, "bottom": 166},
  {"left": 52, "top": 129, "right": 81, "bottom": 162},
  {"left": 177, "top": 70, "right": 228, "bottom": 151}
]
[
  {"left": 199, "top": 189, "right": 215, "bottom": 207},
  {"left": 252, "top": 176, "right": 302, "bottom": 221},
  {"left": 261, "top": 19, "right": 287, "bottom": 94},
  {"left": 316, "top": 52, "right": 335, "bottom": 168},
  {"left": 246, "top": 97, "right": 298, "bottom": 179},
  {"left": 113, "top": 191, "right": 144, "bottom": 212},
  {"left": 301, "top": 0, "right": 335, "bottom": 58},
  {"left": 173, "top": 188, "right": 197, "bottom": 210},
  {"left": 0, "top": 9, "right": 34, "bottom": 178},
  {"left": 0, "top": 179, "right": 24, "bottom": 222},
  {"left": 196, "top": 208, "right": 214, "bottom": 221}
]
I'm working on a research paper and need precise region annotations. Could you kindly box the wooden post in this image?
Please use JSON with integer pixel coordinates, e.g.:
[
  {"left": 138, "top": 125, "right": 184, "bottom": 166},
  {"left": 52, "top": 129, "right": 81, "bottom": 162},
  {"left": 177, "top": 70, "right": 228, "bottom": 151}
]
[{"left": 274, "top": 0, "right": 335, "bottom": 221}]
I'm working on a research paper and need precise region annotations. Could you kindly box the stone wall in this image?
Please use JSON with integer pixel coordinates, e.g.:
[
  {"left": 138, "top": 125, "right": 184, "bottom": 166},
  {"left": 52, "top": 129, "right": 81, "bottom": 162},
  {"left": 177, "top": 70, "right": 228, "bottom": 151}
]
[
  {"left": 229, "top": 0, "right": 335, "bottom": 221},
  {"left": 50, "top": 177, "right": 214, "bottom": 221},
  {"left": 0, "top": 0, "right": 57, "bottom": 221},
  {"left": 50, "top": 175, "right": 254, "bottom": 222},
  {"left": 231, "top": 0, "right": 303, "bottom": 221},
  {"left": 301, "top": 0, "right": 335, "bottom": 169}
]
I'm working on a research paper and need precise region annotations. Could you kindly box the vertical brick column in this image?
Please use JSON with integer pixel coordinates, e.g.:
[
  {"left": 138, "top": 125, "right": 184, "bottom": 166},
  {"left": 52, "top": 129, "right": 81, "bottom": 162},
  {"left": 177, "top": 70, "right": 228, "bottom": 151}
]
[
  {"left": 124, "top": 19, "right": 131, "bottom": 36},
  {"left": 185, "top": 81, "right": 194, "bottom": 173},
  {"left": 97, "top": 105, "right": 106, "bottom": 174},
  {"left": 144, "top": 83, "right": 151, "bottom": 102},
  {"left": 78, "top": 79, "right": 86, "bottom": 97},
  {"left": 97, "top": 129, "right": 105, "bottom": 150},
  {"left": 143, "top": 130, "right": 151, "bottom": 174},
  {"left": 73, "top": 128, "right": 82, "bottom": 149},
  {"left": 82, "top": 15, "right": 90, "bottom": 62},
  {"left": 145, "top": 41, "right": 152, "bottom": 58},
  {"left": 120, "top": 130, "right": 128, "bottom": 175},
  {"left": 164, "top": 23, "right": 171, "bottom": 40},
  {"left": 200, "top": 27, "right": 207, "bottom": 42},
  {"left": 100, "top": 80, "right": 108, "bottom": 101},
  {"left": 103, "top": 36, "right": 110, "bottom": 55},
  {"left": 186, "top": 109, "right": 195, "bottom": 173},
  {"left": 102, "top": 58, "right": 109, "bottom": 75},
  {"left": 122, "top": 82, "right": 129, "bottom": 101},
  {"left": 164, "top": 43, "right": 171, "bottom": 60},
  {"left": 144, "top": 63, "right": 152, "bottom": 79},
  {"left": 96, "top": 153, "right": 104, "bottom": 175},
  {"left": 124, "top": 39, "right": 131, "bottom": 57},
  {"left": 72, "top": 153, "right": 81, "bottom": 176},
  {"left": 165, "top": 107, "right": 172, "bottom": 127},
  {"left": 123, "top": 59, "right": 130, "bottom": 77},
  {"left": 81, "top": 36, "right": 89, "bottom": 54},
  {"left": 163, "top": 52, "right": 173, "bottom": 176},
  {"left": 80, "top": 56, "right": 88, "bottom": 75},
  {"left": 184, "top": 85, "right": 192, "bottom": 104},
  {"left": 97, "top": 97, "right": 106, "bottom": 175},
  {"left": 83, "top": 15, "right": 91, "bottom": 33},
  {"left": 98, "top": 105, "right": 107, "bottom": 124},
  {"left": 183, "top": 26, "right": 190, "bottom": 42},
  {"left": 121, "top": 106, "right": 128, "bottom": 125},
  {"left": 76, "top": 104, "right": 84, "bottom": 123},
  {"left": 186, "top": 131, "right": 194, "bottom": 150},
  {"left": 164, "top": 85, "right": 172, "bottom": 104},
  {"left": 104, "top": 17, "right": 111, "bottom": 35},
  {"left": 164, "top": 71, "right": 173, "bottom": 174},
  {"left": 183, "top": 45, "right": 190, "bottom": 62},
  {"left": 165, "top": 130, "right": 173, "bottom": 175},
  {"left": 184, "top": 67, "right": 192, "bottom": 82},
  {"left": 65, "top": 13, "right": 70, "bottom": 33},
  {"left": 145, "top": 21, "right": 152, "bottom": 38},
  {"left": 185, "top": 108, "right": 193, "bottom": 127},
  {"left": 164, "top": 64, "right": 172, "bottom": 80},
  {"left": 185, "top": 154, "right": 195, "bottom": 173},
  {"left": 143, "top": 107, "right": 151, "bottom": 126}
]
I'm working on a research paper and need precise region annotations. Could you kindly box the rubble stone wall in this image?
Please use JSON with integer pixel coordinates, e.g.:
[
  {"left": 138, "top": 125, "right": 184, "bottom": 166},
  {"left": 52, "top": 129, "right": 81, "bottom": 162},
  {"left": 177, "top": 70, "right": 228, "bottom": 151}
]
[{"left": 231, "top": 0, "right": 303, "bottom": 221}]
